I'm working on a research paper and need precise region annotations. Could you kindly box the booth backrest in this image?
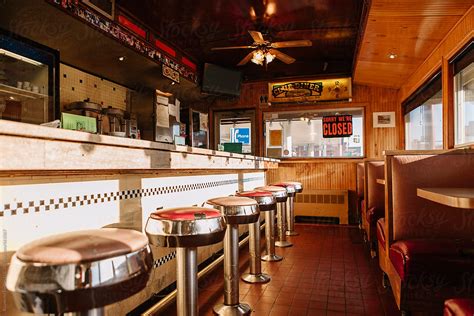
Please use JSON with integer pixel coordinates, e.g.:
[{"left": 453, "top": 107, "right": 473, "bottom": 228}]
[
  {"left": 391, "top": 153, "right": 474, "bottom": 241},
  {"left": 367, "top": 161, "right": 385, "bottom": 213},
  {"left": 356, "top": 162, "right": 364, "bottom": 198}
]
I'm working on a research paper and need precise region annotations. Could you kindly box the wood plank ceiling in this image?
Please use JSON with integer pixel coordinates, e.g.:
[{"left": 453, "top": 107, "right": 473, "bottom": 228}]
[
  {"left": 354, "top": 0, "right": 473, "bottom": 88},
  {"left": 117, "top": 0, "right": 365, "bottom": 81}
]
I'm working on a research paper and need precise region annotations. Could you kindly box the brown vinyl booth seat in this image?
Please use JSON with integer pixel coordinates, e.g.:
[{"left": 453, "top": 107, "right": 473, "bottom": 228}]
[
  {"left": 356, "top": 162, "right": 365, "bottom": 228},
  {"left": 444, "top": 299, "right": 474, "bottom": 316},
  {"left": 383, "top": 150, "right": 474, "bottom": 314},
  {"left": 362, "top": 160, "right": 385, "bottom": 257}
]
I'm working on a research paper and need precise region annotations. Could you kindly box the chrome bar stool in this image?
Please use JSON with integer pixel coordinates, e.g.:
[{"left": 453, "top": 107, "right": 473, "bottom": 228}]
[
  {"left": 254, "top": 185, "right": 287, "bottom": 261},
  {"left": 207, "top": 196, "right": 259, "bottom": 316},
  {"left": 257, "top": 185, "right": 292, "bottom": 248},
  {"left": 6, "top": 228, "right": 153, "bottom": 316},
  {"left": 236, "top": 190, "right": 276, "bottom": 283},
  {"left": 274, "top": 182, "right": 302, "bottom": 236},
  {"left": 146, "top": 207, "right": 226, "bottom": 316}
]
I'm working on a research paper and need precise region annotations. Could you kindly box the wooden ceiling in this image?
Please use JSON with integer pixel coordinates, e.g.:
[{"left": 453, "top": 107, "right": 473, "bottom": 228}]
[
  {"left": 117, "top": 0, "right": 366, "bottom": 81},
  {"left": 354, "top": 0, "right": 473, "bottom": 88}
]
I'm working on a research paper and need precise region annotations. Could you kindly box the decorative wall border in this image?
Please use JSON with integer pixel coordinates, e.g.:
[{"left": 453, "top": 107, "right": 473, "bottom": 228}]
[
  {"left": 48, "top": 0, "right": 198, "bottom": 83},
  {"left": 0, "top": 176, "right": 264, "bottom": 217},
  {"left": 153, "top": 251, "right": 176, "bottom": 268}
]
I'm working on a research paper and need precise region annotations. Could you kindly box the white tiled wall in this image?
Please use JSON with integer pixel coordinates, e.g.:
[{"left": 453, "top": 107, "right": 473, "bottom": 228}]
[{"left": 59, "top": 64, "right": 129, "bottom": 111}]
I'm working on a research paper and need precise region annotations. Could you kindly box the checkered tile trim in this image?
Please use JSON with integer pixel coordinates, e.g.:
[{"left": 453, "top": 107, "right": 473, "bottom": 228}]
[
  {"left": 153, "top": 251, "right": 176, "bottom": 268},
  {"left": 0, "top": 176, "right": 264, "bottom": 217}
]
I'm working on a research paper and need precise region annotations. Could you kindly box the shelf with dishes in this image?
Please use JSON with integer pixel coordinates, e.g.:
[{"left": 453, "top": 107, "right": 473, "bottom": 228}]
[{"left": 0, "top": 83, "right": 48, "bottom": 101}]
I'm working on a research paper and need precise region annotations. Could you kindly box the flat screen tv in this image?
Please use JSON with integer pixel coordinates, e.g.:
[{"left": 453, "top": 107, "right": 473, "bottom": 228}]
[{"left": 202, "top": 63, "right": 242, "bottom": 97}]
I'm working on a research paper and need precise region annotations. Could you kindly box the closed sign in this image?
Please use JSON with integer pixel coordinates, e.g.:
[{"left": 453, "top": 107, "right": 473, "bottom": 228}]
[
  {"left": 322, "top": 115, "right": 353, "bottom": 138},
  {"left": 230, "top": 128, "right": 250, "bottom": 144}
]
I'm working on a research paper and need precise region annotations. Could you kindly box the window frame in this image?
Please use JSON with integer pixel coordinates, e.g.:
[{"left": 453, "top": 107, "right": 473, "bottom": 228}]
[
  {"left": 451, "top": 41, "right": 474, "bottom": 148},
  {"left": 262, "top": 105, "right": 366, "bottom": 160},
  {"left": 402, "top": 70, "right": 443, "bottom": 150}
]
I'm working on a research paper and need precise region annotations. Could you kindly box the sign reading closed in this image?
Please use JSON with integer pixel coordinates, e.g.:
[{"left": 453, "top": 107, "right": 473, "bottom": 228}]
[{"left": 322, "top": 115, "right": 353, "bottom": 138}]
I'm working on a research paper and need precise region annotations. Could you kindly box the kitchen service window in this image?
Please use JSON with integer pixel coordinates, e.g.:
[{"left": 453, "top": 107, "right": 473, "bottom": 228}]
[
  {"left": 264, "top": 108, "right": 364, "bottom": 158},
  {"left": 453, "top": 42, "right": 474, "bottom": 146},
  {"left": 403, "top": 73, "right": 443, "bottom": 150}
]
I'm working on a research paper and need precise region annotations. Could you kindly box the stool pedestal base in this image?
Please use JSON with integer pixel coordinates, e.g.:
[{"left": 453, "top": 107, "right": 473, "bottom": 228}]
[
  {"left": 286, "top": 196, "right": 298, "bottom": 236},
  {"left": 214, "top": 224, "right": 251, "bottom": 315},
  {"left": 213, "top": 303, "right": 251, "bottom": 316},
  {"left": 241, "top": 272, "right": 271, "bottom": 284},
  {"left": 275, "top": 202, "right": 292, "bottom": 248},
  {"left": 261, "top": 253, "right": 283, "bottom": 262},
  {"left": 275, "top": 240, "right": 293, "bottom": 248}
]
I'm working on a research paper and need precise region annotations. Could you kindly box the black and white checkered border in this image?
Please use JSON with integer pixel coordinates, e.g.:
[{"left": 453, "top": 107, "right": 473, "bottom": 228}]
[
  {"left": 0, "top": 176, "right": 264, "bottom": 217},
  {"left": 153, "top": 251, "right": 177, "bottom": 268}
]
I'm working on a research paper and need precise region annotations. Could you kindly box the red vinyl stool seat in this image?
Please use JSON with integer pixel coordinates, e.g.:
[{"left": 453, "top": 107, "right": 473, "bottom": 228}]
[
  {"left": 6, "top": 229, "right": 153, "bottom": 315},
  {"left": 146, "top": 207, "right": 226, "bottom": 316}
]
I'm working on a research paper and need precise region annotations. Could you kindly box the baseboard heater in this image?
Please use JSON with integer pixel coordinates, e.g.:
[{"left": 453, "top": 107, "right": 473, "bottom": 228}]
[{"left": 294, "top": 189, "right": 348, "bottom": 224}]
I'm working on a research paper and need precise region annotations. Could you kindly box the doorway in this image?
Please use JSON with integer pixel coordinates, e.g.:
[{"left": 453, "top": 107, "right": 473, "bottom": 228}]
[{"left": 213, "top": 109, "right": 256, "bottom": 155}]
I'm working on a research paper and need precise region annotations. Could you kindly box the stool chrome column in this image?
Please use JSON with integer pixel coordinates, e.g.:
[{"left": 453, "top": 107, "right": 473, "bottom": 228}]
[
  {"left": 254, "top": 185, "right": 287, "bottom": 261},
  {"left": 146, "top": 207, "right": 226, "bottom": 316},
  {"left": 236, "top": 190, "right": 276, "bottom": 283},
  {"left": 207, "top": 196, "right": 259, "bottom": 316},
  {"left": 274, "top": 182, "right": 302, "bottom": 236},
  {"left": 6, "top": 228, "right": 153, "bottom": 316},
  {"left": 257, "top": 185, "right": 292, "bottom": 248}
]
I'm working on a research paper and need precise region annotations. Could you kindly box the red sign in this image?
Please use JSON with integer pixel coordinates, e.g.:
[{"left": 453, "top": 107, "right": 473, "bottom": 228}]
[{"left": 322, "top": 115, "right": 353, "bottom": 138}]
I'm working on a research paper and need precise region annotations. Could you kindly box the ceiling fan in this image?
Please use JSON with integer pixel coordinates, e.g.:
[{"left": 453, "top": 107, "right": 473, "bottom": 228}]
[{"left": 211, "top": 31, "right": 312, "bottom": 67}]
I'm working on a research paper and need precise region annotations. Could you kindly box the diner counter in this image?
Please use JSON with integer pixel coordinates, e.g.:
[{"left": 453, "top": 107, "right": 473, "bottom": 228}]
[{"left": 0, "top": 120, "right": 279, "bottom": 173}]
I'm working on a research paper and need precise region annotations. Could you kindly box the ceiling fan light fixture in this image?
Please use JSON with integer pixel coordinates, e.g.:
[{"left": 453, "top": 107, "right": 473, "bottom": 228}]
[
  {"left": 265, "top": 52, "right": 275, "bottom": 63},
  {"left": 251, "top": 50, "right": 265, "bottom": 65}
]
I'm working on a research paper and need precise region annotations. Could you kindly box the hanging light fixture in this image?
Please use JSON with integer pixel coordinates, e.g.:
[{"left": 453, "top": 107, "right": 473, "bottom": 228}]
[
  {"left": 251, "top": 50, "right": 265, "bottom": 65},
  {"left": 265, "top": 51, "right": 275, "bottom": 63},
  {"left": 251, "top": 48, "right": 275, "bottom": 66}
]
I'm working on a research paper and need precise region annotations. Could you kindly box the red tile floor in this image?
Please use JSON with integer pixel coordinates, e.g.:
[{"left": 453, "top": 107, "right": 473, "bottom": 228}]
[{"left": 162, "top": 224, "right": 402, "bottom": 315}]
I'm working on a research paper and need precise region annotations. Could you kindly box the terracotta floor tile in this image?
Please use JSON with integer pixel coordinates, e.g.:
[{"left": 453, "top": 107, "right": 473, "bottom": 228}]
[
  {"left": 289, "top": 306, "right": 308, "bottom": 315},
  {"left": 158, "top": 224, "right": 401, "bottom": 316}
]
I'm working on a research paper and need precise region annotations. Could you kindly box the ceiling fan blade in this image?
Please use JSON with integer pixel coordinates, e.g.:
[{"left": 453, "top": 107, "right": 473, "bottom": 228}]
[
  {"left": 271, "top": 40, "right": 312, "bottom": 48},
  {"left": 237, "top": 51, "right": 255, "bottom": 66},
  {"left": 269, "top": 49, "right": 295, "bottom": 64},
  {"left": 248, "top": 31, "right": 265, "bottom": 44},
  {"left": 211, "top": 45, "right": 254, "bottom": 50}
]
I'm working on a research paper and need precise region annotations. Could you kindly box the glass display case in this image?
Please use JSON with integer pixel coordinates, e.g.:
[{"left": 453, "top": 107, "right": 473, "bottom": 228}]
[{"left": 0, "top": 30, "right": 59, "bottom": 124}]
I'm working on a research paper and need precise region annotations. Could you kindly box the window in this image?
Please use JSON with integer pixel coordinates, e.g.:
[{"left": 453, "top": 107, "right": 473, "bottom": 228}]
[
  {"left": 219, "top": 118, "right": 252, "bottom": 154},
  {"left": 264, "top": 108, "right": 364, "bottom": 158},
  {"left": 403, "top": 73, "right": 443, "bottom": 150},
  {"left": 454, "top": 42, "right": 474, "bottom": 146}
]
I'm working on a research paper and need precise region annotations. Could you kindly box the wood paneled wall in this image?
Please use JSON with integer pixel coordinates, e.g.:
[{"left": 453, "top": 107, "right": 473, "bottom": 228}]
[
  {"left": 266, "top": 160, "right": 357, "bottom": 191},
  {"left": 210, "top": 83, "right": 401, "bottom": 215},
  {"left": 212, "top": 83, "right": 401, "bottom": 158}
]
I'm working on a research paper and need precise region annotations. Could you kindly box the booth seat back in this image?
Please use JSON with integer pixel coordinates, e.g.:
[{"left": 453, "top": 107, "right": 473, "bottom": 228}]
[
  {"left": 367, "top": 161, "right": 384, "bottom": 213},
  {"left": 356, "top": 162, "right": 364, "bottom": 198},
  {"left": 391, "top": 153, "right": 474, "bottom": 241}
]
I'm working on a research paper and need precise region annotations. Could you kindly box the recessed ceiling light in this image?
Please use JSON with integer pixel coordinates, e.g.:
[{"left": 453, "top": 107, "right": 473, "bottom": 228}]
[
  {"left": 171, "top": 81, "right": 176, "bottom": 85},
  {"left": 118, "top": 56, "right": 125, "bottom": 61},
  {"left": 388, "top": 53, "right": 397, "bottom": 59}
]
